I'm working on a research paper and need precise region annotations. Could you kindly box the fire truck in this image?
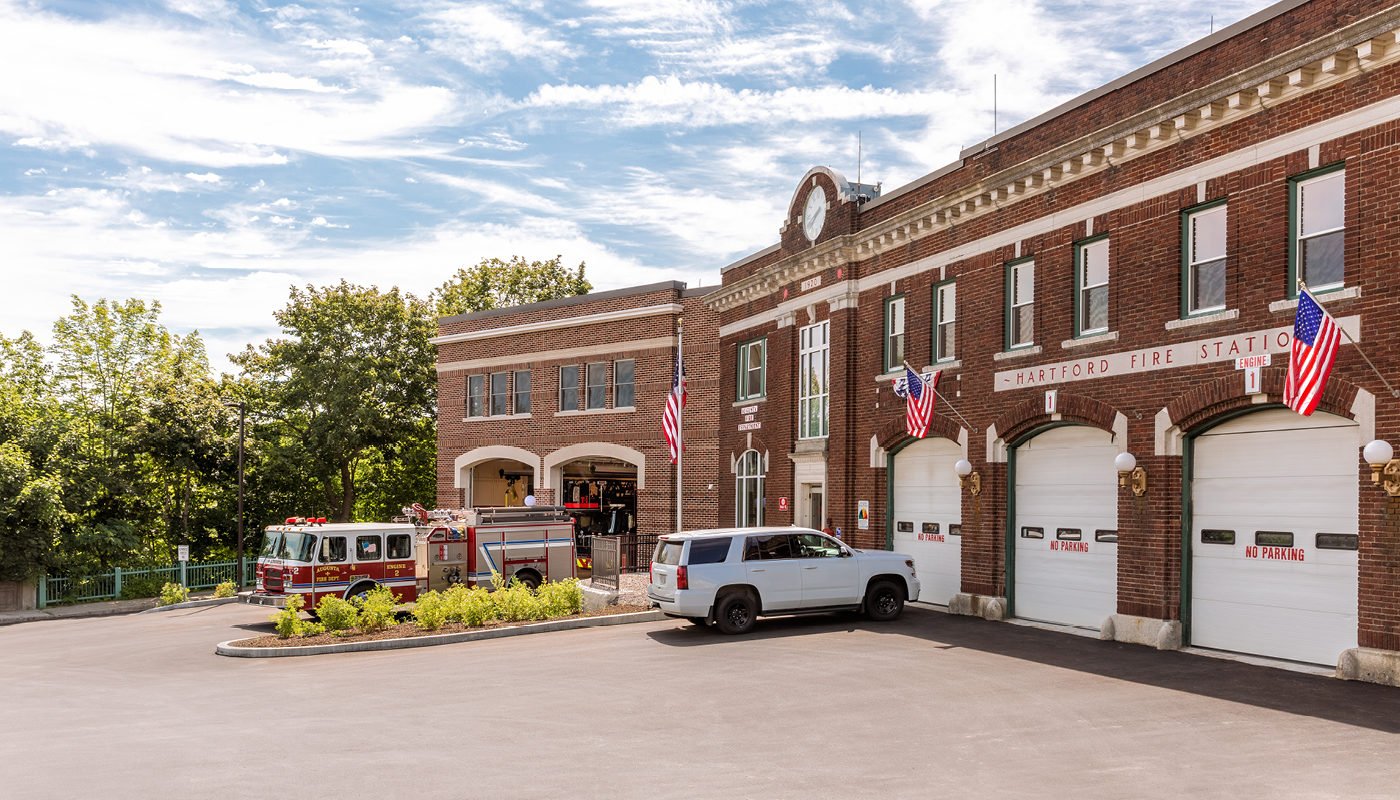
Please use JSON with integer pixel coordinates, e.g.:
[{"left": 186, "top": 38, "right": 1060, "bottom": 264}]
[{"left": 251, "top": 505, "right": 576, "bottom": 608}]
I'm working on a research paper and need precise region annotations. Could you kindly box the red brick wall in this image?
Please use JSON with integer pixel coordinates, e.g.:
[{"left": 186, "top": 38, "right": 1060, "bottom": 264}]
[
  {"left": 435, "top": 284, "right": 719, "bottom": 536},
  {"left": 713, "top": 1, "right": 1400, "bottom": 651}
]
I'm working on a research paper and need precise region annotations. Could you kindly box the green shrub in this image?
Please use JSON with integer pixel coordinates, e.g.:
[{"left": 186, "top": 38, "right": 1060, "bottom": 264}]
[
  {"left": 353, "top": 586, "right": 398, "bottom": 633},
  {"left": 412, "top": 590, "right": 450, "bottom": 631},
  {"left": 301, "top": 621, "right": 326, "bottom": 637},
  {"left": 315, "top": 596, "right": 360, "bottom": 635},
  {"left": 272, "top": 593, "right": 306, "bottom": 639},
  {"left": 213, "top": 581, "right": 237, "bottom": 599},
  {"left": 491, "top": 580, "right": 544, "bottom": 622},
  {"left": 159, "top": 582, "right": 190, "bottom": 606},
  {"left": 118, "top": 574, "right": 164, "bottom": 600},
  {"left": 537, "top": 579, "right": 584, "bottom": 618},
  {"left": 445, "top": 584, "right": 496, "bottom": 627}
]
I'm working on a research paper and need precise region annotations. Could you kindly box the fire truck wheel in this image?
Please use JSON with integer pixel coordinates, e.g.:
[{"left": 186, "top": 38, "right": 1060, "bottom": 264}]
[
  {"left": 513, "top": 570, "right": 542, "bottom": 591},
  {"left": 346, "top": 582, "right": 377, "bottom": 603}
]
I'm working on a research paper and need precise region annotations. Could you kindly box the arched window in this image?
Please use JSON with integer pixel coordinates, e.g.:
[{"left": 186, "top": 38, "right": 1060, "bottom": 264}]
[{"left": 736, "top": 449, "right": 764, "bottom": 527}]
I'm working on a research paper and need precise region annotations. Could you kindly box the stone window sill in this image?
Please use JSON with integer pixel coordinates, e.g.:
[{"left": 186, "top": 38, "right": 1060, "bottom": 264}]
[
  {"left": 733, "top": 396, "right": 766, "bottom": 407},
  {"left": 1166, "top": 309, "right": 1238, "bottom": 330},
  {"left": 1268, "top": 285, "right": 1359, "bottom": 312},
  {"left": 461, "top": 413, "right": 532, "bottom": 422},
  {"left": 993, "top": 345, "right": 1042, "bottom": 362},
  {"left": 555, "top": 407, "right": 634, "bottom": 417},
  {"left": 1061, "top": 331, "right": 1118, "bottom": 349}
]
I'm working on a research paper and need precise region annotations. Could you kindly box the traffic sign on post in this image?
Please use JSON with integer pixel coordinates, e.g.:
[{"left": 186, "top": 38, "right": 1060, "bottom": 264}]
[{"left": 177, "top": 545, "right": 190, "bottom": 562}]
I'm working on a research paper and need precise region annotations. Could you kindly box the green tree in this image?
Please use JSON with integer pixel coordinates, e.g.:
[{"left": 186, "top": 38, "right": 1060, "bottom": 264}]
[
  {"left": 434, "top": 255, "right": 590, "bottom": 317},
  {"left": 235, "top": 282, "right": 436, "bottom": 522},
  {"left": 0, "top": 441, "right": 63, "bottom": 581}
]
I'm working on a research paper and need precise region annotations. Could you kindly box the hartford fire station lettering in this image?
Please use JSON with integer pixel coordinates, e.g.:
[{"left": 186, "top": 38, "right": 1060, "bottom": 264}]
[{"left": 994, "top": 316, "right": 1359, "bottom": 392}]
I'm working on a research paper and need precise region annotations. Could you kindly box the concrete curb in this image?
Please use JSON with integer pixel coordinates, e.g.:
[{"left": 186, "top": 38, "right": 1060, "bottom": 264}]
[
  {"left": 215, "top": 609, "right": 667, "bottom": 658},
  {"left": 140, "top": 597, "right": 241, "bottom": 615}
]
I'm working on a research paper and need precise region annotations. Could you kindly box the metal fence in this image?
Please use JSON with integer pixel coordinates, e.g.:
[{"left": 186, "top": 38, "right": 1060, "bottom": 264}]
[
  {"left": 591, "top": 536, "right": 620, "bottom": 591},
  {"left": 39, "top": 559, "right": 257, "bottom": 608},
  {"left": 577, "top": 533, "right": 660, "bottom": 576}
]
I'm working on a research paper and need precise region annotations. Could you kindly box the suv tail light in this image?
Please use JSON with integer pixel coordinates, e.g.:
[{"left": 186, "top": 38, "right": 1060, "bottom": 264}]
[
  {"left": 650, "top": 563, "right": 655, "bottom": 584},
  {"left": 676, "top": 566, "right": 688, "bottom": 591}
]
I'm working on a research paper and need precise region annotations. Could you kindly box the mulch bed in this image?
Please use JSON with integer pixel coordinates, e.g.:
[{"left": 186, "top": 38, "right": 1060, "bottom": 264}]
[{"left": 232, "top": 604, "right": 652, "bottom": 648}]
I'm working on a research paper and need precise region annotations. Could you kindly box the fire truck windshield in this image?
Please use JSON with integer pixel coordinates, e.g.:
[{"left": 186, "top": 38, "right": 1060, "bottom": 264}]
[
  {"left": 278, "top": 532, "right": 316, "bottom": 563},
  {"left": 258, "top": 531, "right": 316, "bottom": 563}
]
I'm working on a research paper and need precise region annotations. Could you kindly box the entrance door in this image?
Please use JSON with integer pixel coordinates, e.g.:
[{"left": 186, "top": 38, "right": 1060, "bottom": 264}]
[
  {"left": 891, "top": 437, "right": 962, "bottom": 605},
  {"left": 1013, "top": 426, "right": 1118, "bottom": 629},
  {"left": 1190, "top": 409, "right": 1358, "bottom": 665},
  {"left": 805, "top": 486, "right": 824, "bottom": 530}
]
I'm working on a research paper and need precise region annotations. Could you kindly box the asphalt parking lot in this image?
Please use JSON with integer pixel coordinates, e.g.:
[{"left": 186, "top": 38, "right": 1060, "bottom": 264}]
[{"left": 3, "top": 602, "right": 1399, "bottom": 800}]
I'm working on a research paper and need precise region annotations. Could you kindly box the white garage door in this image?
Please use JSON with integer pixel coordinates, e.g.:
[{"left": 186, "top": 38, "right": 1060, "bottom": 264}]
[
  {"left": 1191, "top": 409, "right": 1358, "bottom": 666},
  {"left": 892, "top": 437, "right": 962, "bottom": 605},
  {"left": 1014, "top": 426, "right": 1118, "bottom": 629}
]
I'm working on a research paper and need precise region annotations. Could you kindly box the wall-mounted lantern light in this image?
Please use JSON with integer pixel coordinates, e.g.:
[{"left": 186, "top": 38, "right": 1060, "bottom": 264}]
[
  {"left": 954, "top": 458, "right": 981, "bottom": 496},
  {"left": 1364, "top": 439, "right": 1400, "bottom": 496},
  {"left": 1115, "top": 452, "right": 1148, "bottom": 497}
]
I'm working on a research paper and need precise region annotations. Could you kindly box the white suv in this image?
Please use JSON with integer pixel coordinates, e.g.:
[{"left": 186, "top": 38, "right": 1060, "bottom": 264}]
[{"left": 647, "top": 527, "right": 921, "bottom": 634}]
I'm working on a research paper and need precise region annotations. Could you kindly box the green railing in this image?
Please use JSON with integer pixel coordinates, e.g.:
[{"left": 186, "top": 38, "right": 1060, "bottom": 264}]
[{"left": 38, "top": 559, "right": 257, "bottom": 608}]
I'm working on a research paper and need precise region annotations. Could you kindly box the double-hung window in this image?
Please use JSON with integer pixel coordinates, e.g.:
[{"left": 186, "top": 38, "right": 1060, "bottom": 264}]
[
  {"left": 613, "top": 359, "right": 635, "bottom": 408},
  {"left": 467, "top": 375, "right": 485, "bottom": 418},
  {"left": 513, "top": 370, "right": 531, "bottom": 414},
  {"left": 1075, "top": 237, "right": 1109, "bottom": 336},
  {"left": 559, "top": 365, "right": 580, "bottom": 411},
  {"left": 1006, "top": 259, "right": 1035, "bottom": 348},
  {"left": 933, "top": 281, "right": 956, "bottom": 362},
  {"left": 585, "top": 362, "right": 607, "bottom": 410},
  {"left": 799, "top": 321, "right": 829, "bottom": 439},
  {"left": 1292, "top": 166, "right": 1345, "bottom": 293},
  {"left": 884, "top": 296, "right": 905, "bottom": 371},
  {"left": 1183, "top": 202, "right": 1227, "bottom": 315},
  {"left": 735, "top": 449, "right": 765, "bottom": 527},
  {"left": 737, "top": 339, "right": 765, "bottom": 400},
  {"left": 488, "top": 371, "right": 508, "bottom": 416}
]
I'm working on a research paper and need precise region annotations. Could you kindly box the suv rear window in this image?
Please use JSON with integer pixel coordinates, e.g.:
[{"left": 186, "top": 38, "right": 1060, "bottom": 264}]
[
  {"left": 687, "top": 537, "right": 732, "bottom": 565},
  {"left": 654, "top": 540, "right": 683, "bottom": 565}
]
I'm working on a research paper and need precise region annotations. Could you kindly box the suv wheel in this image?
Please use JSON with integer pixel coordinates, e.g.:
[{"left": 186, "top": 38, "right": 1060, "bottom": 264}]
[
  {"left": 864, "top": 580, "right": 905, "bottom": 622},
  {"left": 715, "top": 591, "right": 757, "bottom": 635}
]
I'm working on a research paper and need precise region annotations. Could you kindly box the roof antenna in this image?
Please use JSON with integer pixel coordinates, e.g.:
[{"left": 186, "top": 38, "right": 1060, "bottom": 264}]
[
  {"left": 1210, "top": 14, "right": 1214, "bottom": 34},
  {"left": 993, "top": 73, "right": 998, "bottom": 136},
  {"left": 857, "top": 130, "right": 862, "bottom": 189}
]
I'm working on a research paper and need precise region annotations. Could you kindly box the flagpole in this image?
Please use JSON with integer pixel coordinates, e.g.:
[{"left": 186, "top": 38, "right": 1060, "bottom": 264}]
[
  {"left": 1298, "top": 282, "right": 1400, "bottom": 398},
  {"left": 902, "top": 360, "right": 977, "bottom": 432},
  {"left": 676, "top": 318, "right": 684, "bottom": 533}
]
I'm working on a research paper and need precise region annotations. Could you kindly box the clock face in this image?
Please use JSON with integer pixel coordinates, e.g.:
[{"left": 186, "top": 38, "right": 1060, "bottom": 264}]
[{"left": 802, "top": 189, "right": 827, "bottom": 242}]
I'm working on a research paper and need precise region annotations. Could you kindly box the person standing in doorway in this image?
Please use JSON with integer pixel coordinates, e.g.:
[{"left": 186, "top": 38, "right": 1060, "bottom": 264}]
[{"left": 823, "top": 517, "right": 842, "bottom": 540}]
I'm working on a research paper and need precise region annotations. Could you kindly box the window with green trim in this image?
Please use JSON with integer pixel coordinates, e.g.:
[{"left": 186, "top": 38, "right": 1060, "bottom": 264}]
[
  {"left": 736, "top": 339, "right": 765, "bottom": 400},
  {"left": 1075, "top": 237, "right": 1109, "bottom": 336},
  {"left": 1184, "top": 203, "right": 1227, "bottom": 315},
  {"left": 1292, "top": 167, "right": 1345, "bottom": 293},
  {"left": 1006, "top": 259, "right": 1035, "bottom": 348},
  {"left": 884, "top": 295, "right": 905, "bottom": 371},
  {"left": 933, "top": 281, "right": 956, "bottom": 362}
]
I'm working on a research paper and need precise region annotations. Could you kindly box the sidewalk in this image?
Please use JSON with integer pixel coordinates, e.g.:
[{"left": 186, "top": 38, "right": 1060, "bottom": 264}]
[{"left": 0, "top": 591, "right": 220, "bottom": 627}]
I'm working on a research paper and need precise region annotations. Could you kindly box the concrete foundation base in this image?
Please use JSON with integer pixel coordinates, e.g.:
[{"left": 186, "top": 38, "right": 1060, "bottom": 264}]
[
  {"left": 580, "top": 583, "right": 618, "bottom": 613},
  {"left": 1336, "top": 647, "right": 1400, "bottom": 687},
  {"left": 1100, "top": 613, "right": 1182, "bottom": 650},
  {"left": 949, "top": 593, "right": 1006, "bottom": 621}
]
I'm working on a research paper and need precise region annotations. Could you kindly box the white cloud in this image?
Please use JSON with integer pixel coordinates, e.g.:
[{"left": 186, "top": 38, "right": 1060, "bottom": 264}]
[
  {"left": 421, "top": 3, "right": 575, "bottom": 71},
  {"left": 523, "top": 76, "right": 950, "bottom": 128},
  {"left": 0, "top": 4, "right": 467, "bottom": 167},
  {"left": 184, "top": 171, "right": 222, "bottom": 184}
]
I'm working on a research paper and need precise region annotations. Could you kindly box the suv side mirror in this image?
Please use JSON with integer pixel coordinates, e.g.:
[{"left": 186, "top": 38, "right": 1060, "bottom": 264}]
[{"left": 839, "top": 548, "right": 853, "bottom": 558}]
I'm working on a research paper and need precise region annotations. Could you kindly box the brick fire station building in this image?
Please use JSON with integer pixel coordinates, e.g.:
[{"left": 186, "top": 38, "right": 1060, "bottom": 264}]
[
  {"left": 434, "top": 281, "right": 719, "bottom": 538},
  {"left": 706, "top": 0, "right": 1400, "bottom": 681}
]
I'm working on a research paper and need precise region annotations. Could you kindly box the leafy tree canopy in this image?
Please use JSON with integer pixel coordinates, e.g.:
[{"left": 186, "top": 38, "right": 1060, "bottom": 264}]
[{"left": 435, "top": 255, "right": 591, "bottom": 317}]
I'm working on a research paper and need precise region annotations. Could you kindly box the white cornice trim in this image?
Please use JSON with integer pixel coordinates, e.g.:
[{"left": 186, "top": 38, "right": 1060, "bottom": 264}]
[
  {"left": 431, "top": 303, "right": 682, "bottom": 345},
  {"left": 437, "top": 336, "right": 675, "bottom": 373}
]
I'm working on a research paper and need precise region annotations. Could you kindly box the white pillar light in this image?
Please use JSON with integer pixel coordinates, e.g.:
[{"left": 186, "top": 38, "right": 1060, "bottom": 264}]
[
  {"left": 1114, "top": 452, "right": 1137, "bottom": 473},
  {"left": 954, "top": 458, "right": 973, "bottom": 477},
  {"left": 1364, "top": 439, "right": 1394, "bottom": 466}
]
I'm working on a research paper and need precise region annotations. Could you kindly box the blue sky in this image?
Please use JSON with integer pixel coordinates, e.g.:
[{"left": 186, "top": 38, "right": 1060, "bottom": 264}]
[{"left": 0, "top": 0, "right": 1272, "bottom": 373}]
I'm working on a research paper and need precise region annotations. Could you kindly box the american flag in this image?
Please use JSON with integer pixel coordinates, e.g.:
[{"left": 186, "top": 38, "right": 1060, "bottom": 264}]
[
  {"left": 901, "top": 366, "right": 939, "bottom": 439},
  {"left": 662, "top": 341, "right": 687, "bottom": 463},
  {"left": 1283, "top": 289, "right": 1341, "bottom": 416}
]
